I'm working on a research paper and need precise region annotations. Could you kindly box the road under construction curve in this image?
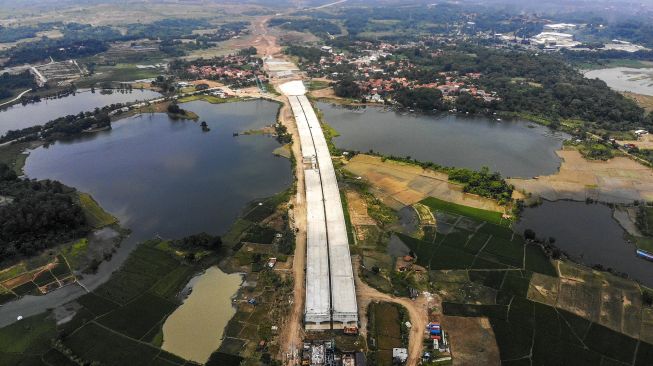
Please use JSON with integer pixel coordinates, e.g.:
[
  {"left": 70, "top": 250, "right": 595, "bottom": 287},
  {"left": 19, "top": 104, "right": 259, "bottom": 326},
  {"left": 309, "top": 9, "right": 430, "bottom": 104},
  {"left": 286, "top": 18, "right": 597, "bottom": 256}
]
[{"left": 287, "top": 91, "right": 358, "bottom": 330}]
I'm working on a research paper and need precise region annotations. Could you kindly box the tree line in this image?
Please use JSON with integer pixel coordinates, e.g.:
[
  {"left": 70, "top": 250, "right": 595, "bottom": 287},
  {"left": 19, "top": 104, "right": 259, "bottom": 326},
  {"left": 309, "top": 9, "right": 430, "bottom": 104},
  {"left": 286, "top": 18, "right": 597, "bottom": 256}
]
[
  {"left": 0, "top": 71, "right": 36, "bottom": 100},
  {"left": 1, "top": 109, "right": 112, "bottom": 143}
]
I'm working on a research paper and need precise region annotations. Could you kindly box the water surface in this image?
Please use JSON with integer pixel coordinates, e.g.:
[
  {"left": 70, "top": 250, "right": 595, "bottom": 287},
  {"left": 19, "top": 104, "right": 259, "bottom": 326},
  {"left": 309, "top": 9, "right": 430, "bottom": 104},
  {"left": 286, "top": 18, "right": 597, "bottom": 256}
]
[
  {"left": 515, "top": 200, "right": 653, "bottom": 286},
  {"left": 0, "top": 88, "right": 161, "bottom": 137},
  {"left": 0, "top": 100, "right": 290, "bottom": 326},
  {"left": 162, "top": 267, "right": 242, "bottom": 363},
  {"left": 584, "top": 67, "right": 653, "bottom": 96},
  {"left": 318, "top": 102, "right": 567, "bottom": 178},
  {"left": 24, "top": 100, "right": 290, "bottom": 241}
]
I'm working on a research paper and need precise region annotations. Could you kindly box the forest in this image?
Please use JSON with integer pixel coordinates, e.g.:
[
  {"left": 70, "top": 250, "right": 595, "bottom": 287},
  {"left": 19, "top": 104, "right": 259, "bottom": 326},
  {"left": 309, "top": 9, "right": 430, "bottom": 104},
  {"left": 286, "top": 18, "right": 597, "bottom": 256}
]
[
  {"left": 393, "top": 87, "right": 446, "bottom": 111},
  {"left": 0, "top": 71, "right": 36, "bottom": 100},
  {"left": 0, "top": 18, "right": 231, "bottom": 65},
  {"left": 4, "top": 38, "right": 108, "bottom": 66},
  {"left": 333, "top": 78, "right": 362, "bottom": 98},
  {"left": 299, "top": 3, "right": 544, "bottom": 38},
  {"left": 284, "top": 45, "right": 326, "bottom": 64},
  {"left": 0, "top": 163, "right": 87, "bottom": 261},
  {"left": 0, "top": 22, "right": 61, "bottom": 43},
  {"left": 446, "top": 166, "right": 513, "bottom": 204},
  {"left": 393, "top": 45, "right": 650, "bottom": 131}
]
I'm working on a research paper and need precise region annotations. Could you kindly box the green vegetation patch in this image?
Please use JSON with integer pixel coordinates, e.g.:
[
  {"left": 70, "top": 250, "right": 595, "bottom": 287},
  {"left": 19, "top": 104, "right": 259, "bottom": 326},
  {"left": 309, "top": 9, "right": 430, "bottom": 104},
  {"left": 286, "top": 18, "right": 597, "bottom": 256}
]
[
  {"left": 50, "top": 256, "right": 73, "bottom": 279},
  {"left": 32, "top": 270, "right": 57, "bottom": 287},
  {"left": 96, "top": 292, "right": 177, "bottom": 339},
  {"left": 524, "top": 244, "right": 557, "bottom": 276},
  {"left": 94, "top": 243, "right": 179, "bottom": 304},
  {"left": 12, "top": 281, "right": 37, "bottom": 296},
  {"left": 78, "top": 192, "right": 118, "bottom": 228},
  {"left": 64, "top": 322, "right": 163, "bottom": 365},
  {"left": 482, "top": 237, "right": 524, "bottom": 267},
  {"left": 584, "top": 323, "right": 638, "bottom": 364},
  {"left": 206, "top": 351, "right": 244, "bottom": 366},
  {"left": 368, "top": 302, "right": 407, "bottom": 366},
  {"left": 0, "top": 313, "right": 56, "bottom": 355},
  {"left": 76, "top": 292, "right": 120, "bottom": 317},
  {"left": 149, "top": 265, "right": 196, "bottom": 300},
  {"left": 42, "top": 349, "right": 78, "bottom": 366},
  {"left": 421, "top": 197, "right": 507, "bottom": 226}
]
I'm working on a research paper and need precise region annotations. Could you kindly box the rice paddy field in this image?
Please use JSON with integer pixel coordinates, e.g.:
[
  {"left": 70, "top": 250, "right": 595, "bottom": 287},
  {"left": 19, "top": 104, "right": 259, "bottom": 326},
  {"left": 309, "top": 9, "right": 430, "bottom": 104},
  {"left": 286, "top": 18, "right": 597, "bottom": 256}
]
[
  {"left": 396, "top": 198, "right": 554, "bottom": 275},
  {"left": 0, "top": 240, "right": 203, "bottom": 366},
  {"left": 409, "top": 197, "right": 653, "bottom": 365},
  {"left": 367, "top": 302, "right": 408, "bottom": 366}
]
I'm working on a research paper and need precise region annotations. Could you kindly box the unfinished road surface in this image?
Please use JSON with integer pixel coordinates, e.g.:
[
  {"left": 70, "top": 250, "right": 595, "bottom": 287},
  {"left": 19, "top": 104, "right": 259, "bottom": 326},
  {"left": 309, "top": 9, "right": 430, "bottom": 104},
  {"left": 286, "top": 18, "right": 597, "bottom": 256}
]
[{"left": 287, "top": 90, "right": 358, "bottom": 330}]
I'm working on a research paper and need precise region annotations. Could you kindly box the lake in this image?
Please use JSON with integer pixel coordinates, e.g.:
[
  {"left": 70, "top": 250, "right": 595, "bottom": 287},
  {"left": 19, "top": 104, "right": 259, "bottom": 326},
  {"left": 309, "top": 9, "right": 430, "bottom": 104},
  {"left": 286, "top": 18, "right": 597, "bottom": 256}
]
[
  {"left": 162, "top": 267, "right": 243, "bottom": 363},
  {"left": 0, "top": 88, "right": 162, "bottom": 137},
  {"left": 584, "top": 67, "right": 653, "bottom": 96},
  {"left": 317, "top": 102, "right": 567, "bottom": 178},
  {"left": 0, "top": 99, "right": 291, "bottom": 326},
  {"left": 515, "top": 200, "right": 653, "bottom": 287}
]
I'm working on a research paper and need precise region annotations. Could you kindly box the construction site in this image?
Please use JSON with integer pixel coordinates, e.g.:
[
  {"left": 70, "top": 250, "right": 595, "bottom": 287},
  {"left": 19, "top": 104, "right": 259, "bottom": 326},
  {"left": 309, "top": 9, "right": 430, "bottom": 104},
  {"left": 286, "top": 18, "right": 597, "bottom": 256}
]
[
  {"left": 286, "top": 85, "right": 358, "bottom": 331},
  {"left": 31, "top": 59, "right": 85, "bottom": 86}
]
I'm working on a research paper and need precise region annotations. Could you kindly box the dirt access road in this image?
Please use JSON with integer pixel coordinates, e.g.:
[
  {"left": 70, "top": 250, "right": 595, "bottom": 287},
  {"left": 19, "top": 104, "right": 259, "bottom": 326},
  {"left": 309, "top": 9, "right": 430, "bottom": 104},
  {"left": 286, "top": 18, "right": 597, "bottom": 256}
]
[
  {"left": 353, "top": 257, "right": 433, "bottom": 366},
  {"left": 250, "top": 16, "right": 307, "bottom": 363},
  {"left": 276, "top": 97, "right": 308, "bottom": 364}
]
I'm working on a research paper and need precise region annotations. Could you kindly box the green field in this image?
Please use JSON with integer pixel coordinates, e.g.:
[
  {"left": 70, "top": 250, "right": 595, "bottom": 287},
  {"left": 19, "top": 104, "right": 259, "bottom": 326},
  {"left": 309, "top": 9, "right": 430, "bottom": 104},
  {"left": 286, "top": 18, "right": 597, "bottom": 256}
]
[
  {"left": 0, "top": 240, "right": 200, "bottom": 366},
  {"left": 421, "top": 197, "right": 508, "bottom": 226},
  {"left": 78, "top": 192, "right": 118, "bottom": 228},
  {"left": 443, "top": 298, "right": 653, "bottom": 365},
  {"left": 79, "top": 64, "right": 162, "bottom": 87},
  {"left": 423, "top": 199, "right": 653, "bottom": 365},
  {"left": 397, "top": 196, "right": 556, "bottom": 275}
]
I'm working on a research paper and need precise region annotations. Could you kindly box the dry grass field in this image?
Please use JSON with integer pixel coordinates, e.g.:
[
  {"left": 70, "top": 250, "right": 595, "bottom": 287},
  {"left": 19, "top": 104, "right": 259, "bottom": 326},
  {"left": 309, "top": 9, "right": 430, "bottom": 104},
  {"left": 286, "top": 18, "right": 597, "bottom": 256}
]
[
  {"left": 344, "top": 154, "right": 504, "bottom": 212},
  {"left": 527, "top": 261, "right": 651, "bottom": 342},
  {"left": 509, "top": 149, "right": 653, "bottom": 203},
  {"left": 624, "top": 92, "right": 653, "bottom": 112},
  {"left": 443, "top": 316, "right": 500, "bottom": 366}
]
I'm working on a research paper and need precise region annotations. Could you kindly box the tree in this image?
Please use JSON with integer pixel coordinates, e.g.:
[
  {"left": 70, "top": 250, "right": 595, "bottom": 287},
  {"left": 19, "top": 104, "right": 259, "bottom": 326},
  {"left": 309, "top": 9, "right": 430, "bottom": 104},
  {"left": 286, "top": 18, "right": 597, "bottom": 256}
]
[
  {"left": 167, "top": 103, "right": 185, "bottom": 115},
  {"left": 333, "top": 77, "right": 361, "bottom": 98},
  {"left": 524, "top": 229, "right": 536, "bottom": 241}
]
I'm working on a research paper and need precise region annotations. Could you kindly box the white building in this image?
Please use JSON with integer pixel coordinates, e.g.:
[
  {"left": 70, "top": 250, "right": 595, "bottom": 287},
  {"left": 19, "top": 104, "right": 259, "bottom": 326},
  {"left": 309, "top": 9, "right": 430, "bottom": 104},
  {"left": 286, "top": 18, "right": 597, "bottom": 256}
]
[
  {"left": 531, "top": 32, "right": 580, "bottom": 49},
  {"left": 393, "top": 348, "right": 408, "bottom": 363},
  {"left": 543, "top": 23, "right": 577, "bottom": 32}
]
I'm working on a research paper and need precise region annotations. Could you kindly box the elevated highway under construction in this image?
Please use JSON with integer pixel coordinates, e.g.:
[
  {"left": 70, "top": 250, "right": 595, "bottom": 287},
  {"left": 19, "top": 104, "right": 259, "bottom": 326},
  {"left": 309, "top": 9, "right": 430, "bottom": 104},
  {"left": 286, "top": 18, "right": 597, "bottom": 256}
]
[{"left": 287, "top": 91, "right": 358, "bottom": 330}]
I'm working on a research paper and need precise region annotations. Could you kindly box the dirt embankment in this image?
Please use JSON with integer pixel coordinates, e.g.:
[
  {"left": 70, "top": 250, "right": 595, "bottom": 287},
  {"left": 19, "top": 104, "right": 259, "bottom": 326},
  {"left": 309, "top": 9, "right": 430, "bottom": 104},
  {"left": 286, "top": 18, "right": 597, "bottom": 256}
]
[
  {"left": 274, "top": 94, "right": 308, "bottom": 363},
  {"left": 509, "top": 149, "right": 653, "bottom": 203}
]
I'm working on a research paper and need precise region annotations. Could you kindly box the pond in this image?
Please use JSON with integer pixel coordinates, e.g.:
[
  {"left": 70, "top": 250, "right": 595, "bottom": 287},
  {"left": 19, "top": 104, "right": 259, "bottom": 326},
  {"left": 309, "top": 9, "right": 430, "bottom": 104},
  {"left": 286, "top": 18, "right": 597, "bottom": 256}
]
[
  {"left": 317, "top": 102, "right": 567, "bottom": 178},
  {"left": 584, "top": 67, "right": 653, "bottom": 96},
  {"left": 162, "top": 267, "right": 243, "bottom": 363},
  {"left": 0, "top": 88, "right": 162, "bottom": 137},
  {"left": 0, "top": 99, "right": 291, "bottom": 326},
  {"left": 515, "top": 200, "right": 653, "bottom": 287}
]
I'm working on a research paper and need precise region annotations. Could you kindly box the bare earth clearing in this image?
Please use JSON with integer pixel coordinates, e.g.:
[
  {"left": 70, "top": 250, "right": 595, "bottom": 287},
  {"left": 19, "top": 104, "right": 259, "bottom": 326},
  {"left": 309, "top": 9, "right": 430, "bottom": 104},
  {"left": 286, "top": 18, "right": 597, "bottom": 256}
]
[
  {"left": 443, "top": 316, "right": 501, "bottom": 366},
  {"left": 509, "top": 149, "right": 653, "bottom": 203},
  {"left": 345, "top": 154, "right": 504, "bottom": 212}
]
